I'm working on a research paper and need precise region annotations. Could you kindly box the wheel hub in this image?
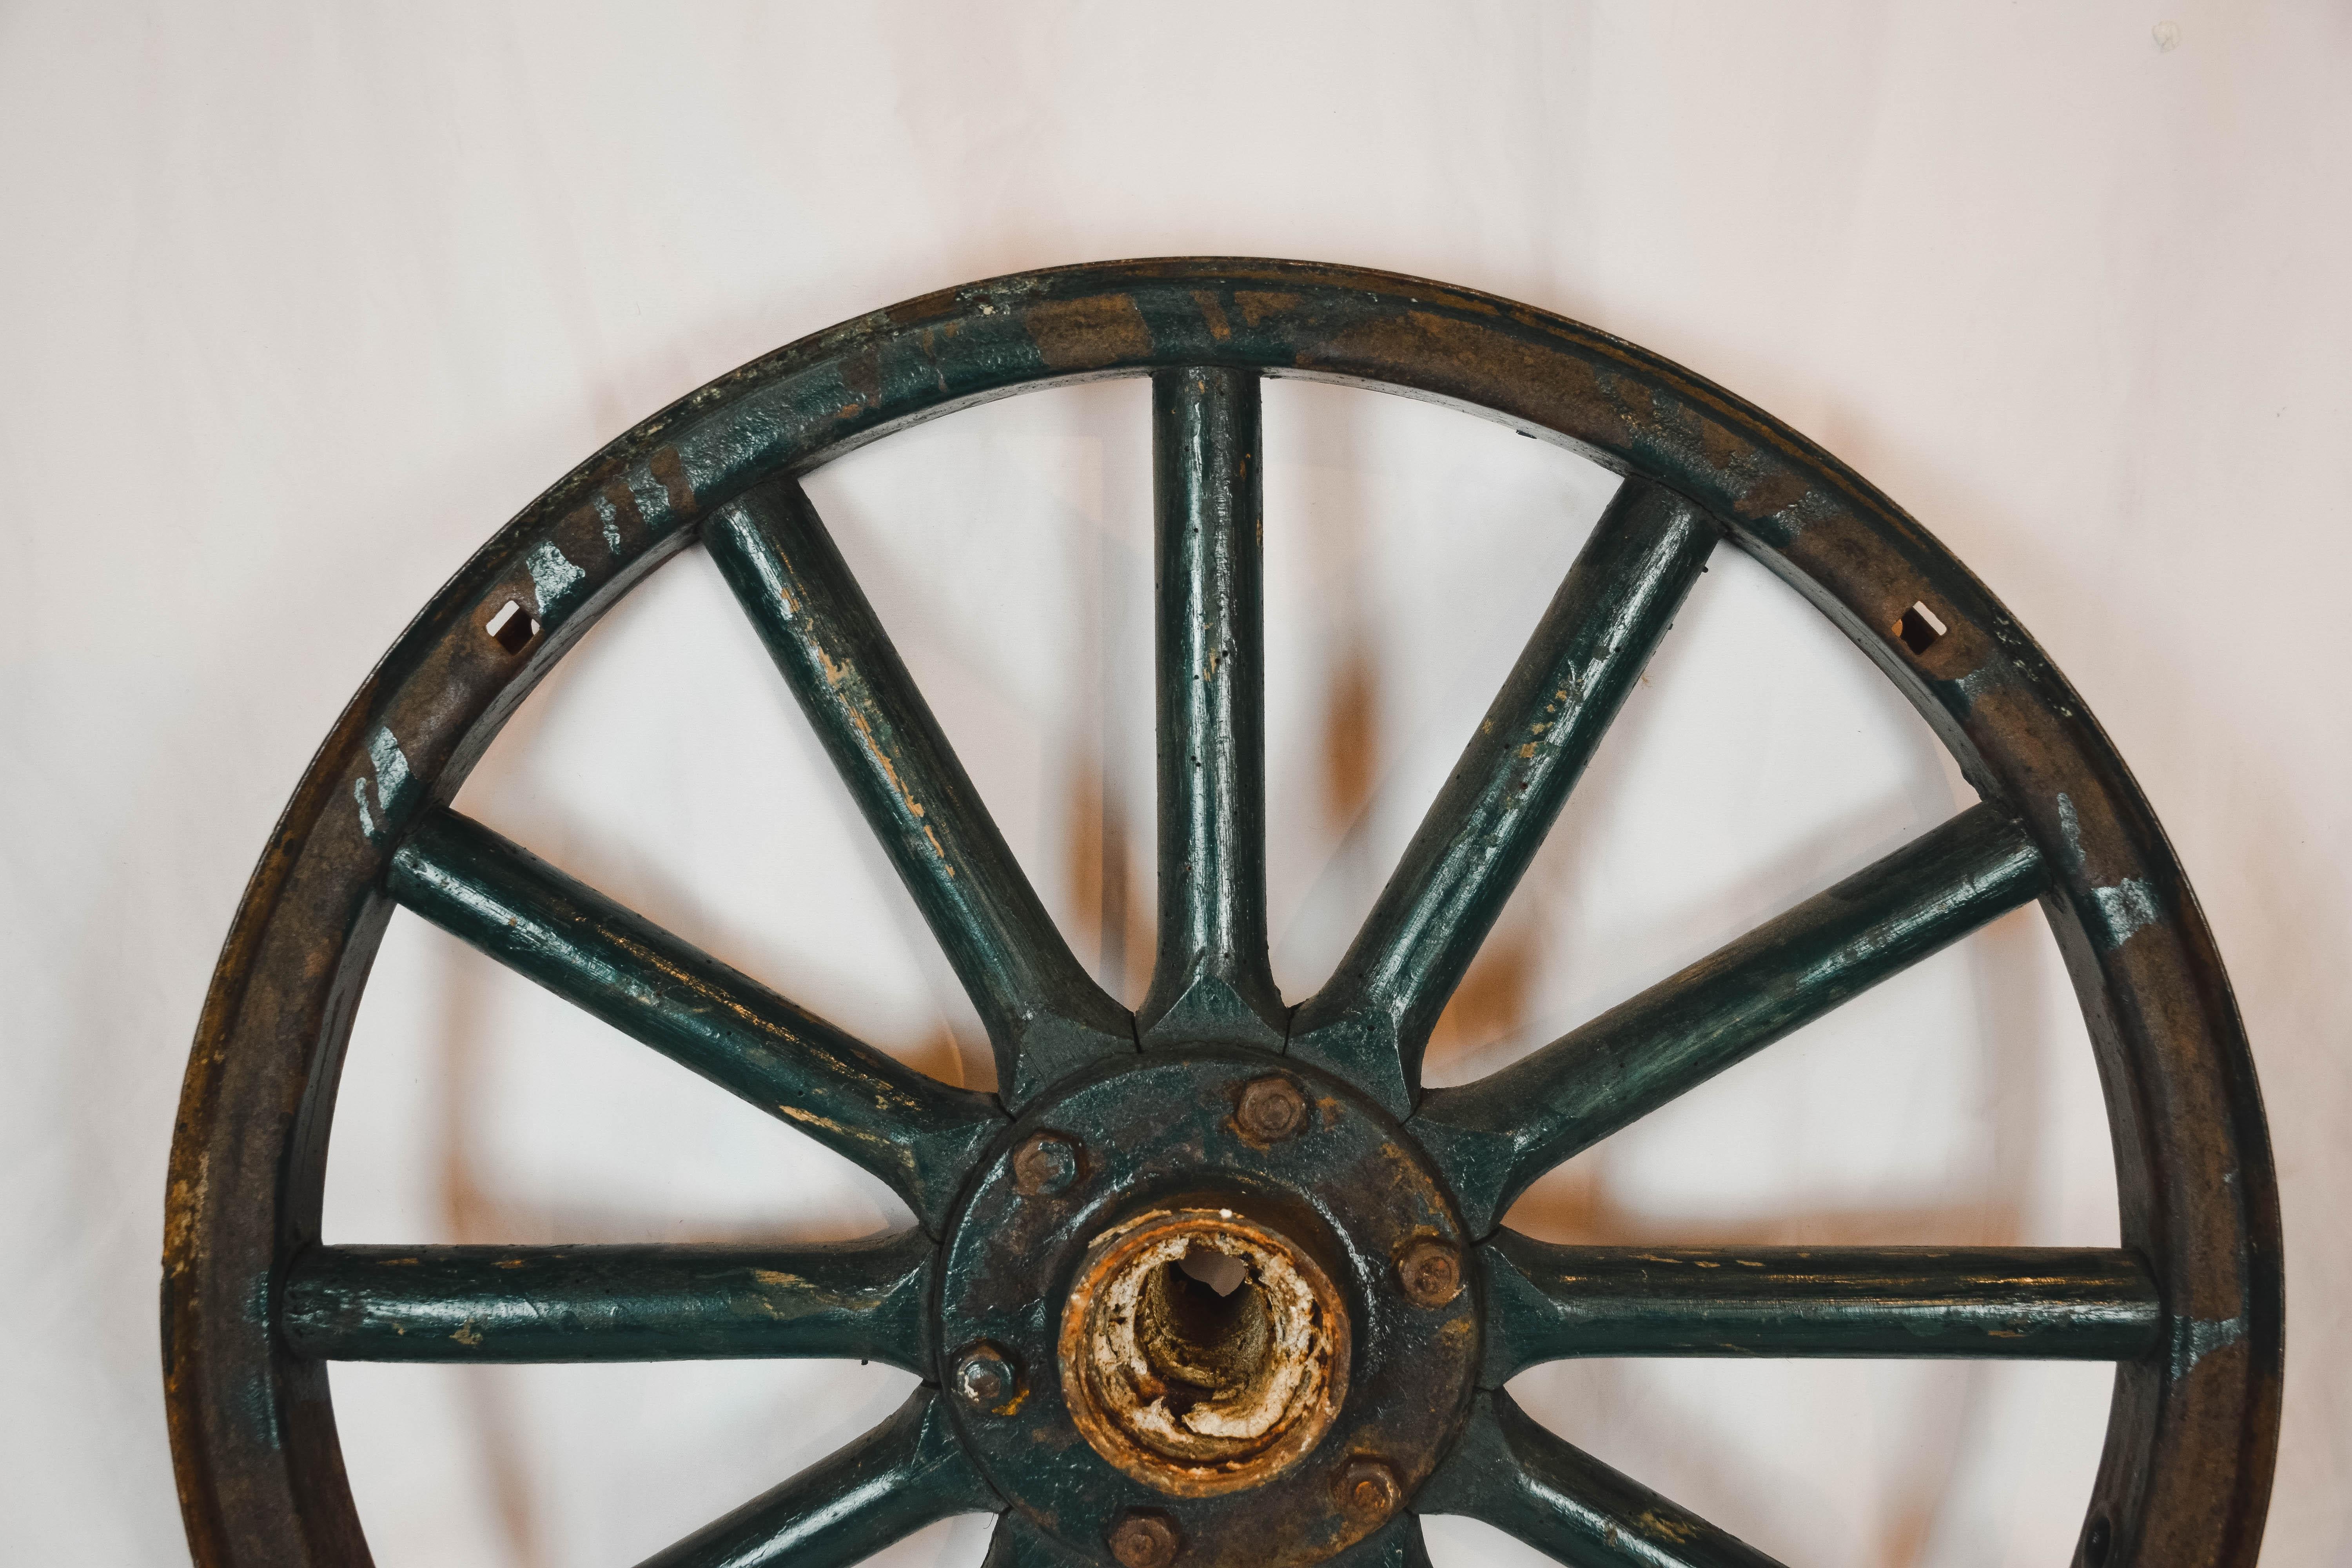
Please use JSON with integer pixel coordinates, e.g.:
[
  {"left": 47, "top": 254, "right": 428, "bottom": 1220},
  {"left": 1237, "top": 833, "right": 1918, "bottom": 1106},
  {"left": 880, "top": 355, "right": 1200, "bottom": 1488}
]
[{"left": 936, "top": 1049, "right": 1479, "bottom": 1566}]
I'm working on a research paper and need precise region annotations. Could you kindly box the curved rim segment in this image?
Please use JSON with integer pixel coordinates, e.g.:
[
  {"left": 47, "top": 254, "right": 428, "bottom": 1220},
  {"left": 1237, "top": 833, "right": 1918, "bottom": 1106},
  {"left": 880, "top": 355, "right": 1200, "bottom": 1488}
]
[{"left": 163, "top": 258, "right": 2280, "bottom": 1568}]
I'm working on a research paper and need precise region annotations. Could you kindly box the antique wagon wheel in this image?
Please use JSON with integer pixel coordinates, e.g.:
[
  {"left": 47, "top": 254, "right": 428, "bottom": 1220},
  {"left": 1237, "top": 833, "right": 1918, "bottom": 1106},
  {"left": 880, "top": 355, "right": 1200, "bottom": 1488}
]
[{"left": 163, "top": 260, "right": 2281, "bottom": 1568}]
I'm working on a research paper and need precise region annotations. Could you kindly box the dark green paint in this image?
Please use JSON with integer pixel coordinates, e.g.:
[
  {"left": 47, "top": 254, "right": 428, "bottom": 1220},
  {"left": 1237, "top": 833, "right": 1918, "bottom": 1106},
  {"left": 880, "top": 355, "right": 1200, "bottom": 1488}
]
[
  {"left": 174, "top": 262, "right": 2279, "bottom": 1568},
  {"left": 387, "top": 808, "right": 1000, "bottom": 1231},
  {"left": 935, "top": 1049, "right": 1476, "bottom": 1568},
  {"left": 704, "top": 478, "right": 1135, "bottom": 1108},
  {"left": 1139, "top": 367, "right": 1286, "bottom": 1051},
  {"left": 1419, "top": 1390, "right": 1786, "bottom": 1568},
  {"left": 281, "top": 1232, "right": 933, "bottom": 1370},
  {"left": 635, "top": 1387, "right": 998, "bottom": 1568},
  {"left": 1415, "top": 802, "right": 2049, "bottom": 1233},
  {"left": 1479, "top": 1233, "right": 2161, "bottom": 1380},
  {"left": 1289, "top": 480, "right": 1716, "bottom": 1115}
]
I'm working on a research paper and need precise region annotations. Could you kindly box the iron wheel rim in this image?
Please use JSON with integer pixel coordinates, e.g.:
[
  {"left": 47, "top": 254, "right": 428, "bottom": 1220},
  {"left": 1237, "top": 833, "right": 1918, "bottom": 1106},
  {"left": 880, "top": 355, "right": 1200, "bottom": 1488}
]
[{"left": 163, "top": 258, "right": 2281, "bottom": 1568}]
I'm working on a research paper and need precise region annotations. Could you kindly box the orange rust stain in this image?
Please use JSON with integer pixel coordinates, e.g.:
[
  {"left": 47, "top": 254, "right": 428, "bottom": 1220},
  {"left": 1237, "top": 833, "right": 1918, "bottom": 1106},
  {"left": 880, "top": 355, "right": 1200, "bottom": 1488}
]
[
  {"left": 1234, "top": 290, "right": 1300, "bottom": 326},
  {"left": 1192, "top": 291, "right": 1233, "bottom": 341},
  {"left": 602, "top": 476, "right": 642, "bottom": 533},
  {"left": 1733, "top": 471, "right": 1811, "bottom": 523},
  {"left": 841, "top": 347, "right": 883, "bottom": 407},
  {"left": 648, "top": 447, "right": 695, "bottom": 519},
  {"left": 1027, "top": 294, "right": 1153, "bottom": 370}
]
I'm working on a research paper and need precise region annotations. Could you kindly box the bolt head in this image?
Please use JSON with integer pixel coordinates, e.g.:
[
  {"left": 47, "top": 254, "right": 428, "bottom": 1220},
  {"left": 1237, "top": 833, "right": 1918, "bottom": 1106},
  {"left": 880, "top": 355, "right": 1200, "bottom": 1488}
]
[
  {"left": 1108, "top": 1510, "right": 1181, "bottom": 1568},
  {"left": 1339, "top": 1456, "right": 1402, "bottom": 1523},
  {"left": 1398, "top": 1238, "right": 1461, "bottom": 1307},
  {"left": 952, "top": 1343, "right": 1018, "bottom": 1410},
  {"left": 1235, "top": 1076, "right": 1309, "bottom": 1142},
  {"left": 1013, "top": 1131, "right": 1082, "bottom": 1196}
]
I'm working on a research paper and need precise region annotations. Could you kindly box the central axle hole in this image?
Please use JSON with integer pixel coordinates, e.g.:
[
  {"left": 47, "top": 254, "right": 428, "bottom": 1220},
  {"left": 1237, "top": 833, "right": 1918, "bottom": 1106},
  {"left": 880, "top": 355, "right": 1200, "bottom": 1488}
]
[
  {"left": 1061, "top": 1207, "right": 1350, "bottom": 1494},
  {"left": 1142, "top": 1246, "right": 1271, "bottom": 1410}
]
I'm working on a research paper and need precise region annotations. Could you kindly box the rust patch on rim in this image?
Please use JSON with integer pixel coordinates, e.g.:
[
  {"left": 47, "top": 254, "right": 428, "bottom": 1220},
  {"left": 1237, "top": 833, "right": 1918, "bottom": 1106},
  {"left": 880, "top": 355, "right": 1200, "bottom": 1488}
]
[{"left": 1060, "top": 1207, "right": 1349, "bottom": 1497}]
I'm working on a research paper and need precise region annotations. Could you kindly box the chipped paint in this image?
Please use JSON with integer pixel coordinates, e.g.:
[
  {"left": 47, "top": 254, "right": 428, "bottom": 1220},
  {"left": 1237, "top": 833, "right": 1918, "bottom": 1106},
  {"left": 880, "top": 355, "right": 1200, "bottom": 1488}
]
[{"left": 525, "top": 541, "right": 586, "bottom": 619}]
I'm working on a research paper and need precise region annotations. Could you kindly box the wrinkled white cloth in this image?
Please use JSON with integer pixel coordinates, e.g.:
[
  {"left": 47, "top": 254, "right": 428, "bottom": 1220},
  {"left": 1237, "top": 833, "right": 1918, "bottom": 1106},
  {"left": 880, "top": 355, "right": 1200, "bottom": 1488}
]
[{"left": 4, "top": 5, "right": 2345, "bottom": 1565}]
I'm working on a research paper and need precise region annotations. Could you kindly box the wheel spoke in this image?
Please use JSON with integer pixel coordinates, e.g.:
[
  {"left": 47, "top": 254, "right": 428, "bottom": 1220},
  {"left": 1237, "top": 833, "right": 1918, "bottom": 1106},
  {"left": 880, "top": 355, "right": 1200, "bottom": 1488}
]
[
  {"left": 634, "top": 1387, "right": 997, "bottom": 1568},
  {"left": 705, "top": 477, "right": 1133, "bottom": 1107},
  {"left": 1419, "top": 1390, "right": 1785, "bottom": 1568},
  {"left": 281, "top": 1232, "right": 932, "bottom": 1369},
  {"left": 388, "top": 808, "right": 1001, "bottom": 1231},
  {"left": 1139, "top": 367, "right": 1285, "bottom": 1049},
  {"left": 1290, "top": 478, "right": 1717, "bottom": 1114},
  {"left": 1415, "top": 802, "right": 2047, "bottom": 1232},
  {"left": 1479, "top": 1233, "right": 2160, "bottom": 1380}
]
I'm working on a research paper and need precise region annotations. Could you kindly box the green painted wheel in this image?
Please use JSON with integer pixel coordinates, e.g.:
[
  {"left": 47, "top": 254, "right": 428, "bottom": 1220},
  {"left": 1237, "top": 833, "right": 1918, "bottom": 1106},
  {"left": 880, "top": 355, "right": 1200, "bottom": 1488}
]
[{"left": 165, "top": 261, "right": 2280, "bottom": 1568}]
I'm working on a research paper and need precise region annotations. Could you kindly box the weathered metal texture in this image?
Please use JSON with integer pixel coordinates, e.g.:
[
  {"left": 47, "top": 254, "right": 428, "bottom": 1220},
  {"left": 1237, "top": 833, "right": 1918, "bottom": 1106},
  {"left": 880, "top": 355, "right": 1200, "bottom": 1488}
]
[
  {"left": 280, "top": 1233, "right": 933, "bottom": 1369},
  {"left": 1420, "top": 1390, "right": 1786, "bottom": 1568},
  {"left": 1414, "top": 800, "right": 2051, "bottom": 1234},
  {"left": 388, "top": 808, "right": 1002, "bottom": 1230},
  {"left": 705, "top": 478, "right": 1135, "bottom": 1108},
  {"left": 1289, "top": 478, "right": 1716, "bottom": 1116},
  {"left": 636, "top": 1387, "right": 996, "bottom": 1568},
  {"left": 1478, "top": 1236, "right": 2164, "bottom": 1380},
  {"left": 935, "top": 1051, "right": 1478, "bottom": 1568},
  {"left": 1057, "top": 1206, "right": 1350, "bottom": 1496},
  {"left": 164, "top": 259, "right": 2279, "bottom": 1568},
  {"left": 1138, "top": 367, "right": 1286, "bottom": 1051}
]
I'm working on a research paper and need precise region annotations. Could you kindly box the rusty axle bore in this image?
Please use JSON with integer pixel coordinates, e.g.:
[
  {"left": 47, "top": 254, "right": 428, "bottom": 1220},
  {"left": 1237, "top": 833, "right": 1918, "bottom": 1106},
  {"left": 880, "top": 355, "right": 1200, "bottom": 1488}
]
[{"left": 1061, "top": 1207, "right": 1348, "bottom": 1497}]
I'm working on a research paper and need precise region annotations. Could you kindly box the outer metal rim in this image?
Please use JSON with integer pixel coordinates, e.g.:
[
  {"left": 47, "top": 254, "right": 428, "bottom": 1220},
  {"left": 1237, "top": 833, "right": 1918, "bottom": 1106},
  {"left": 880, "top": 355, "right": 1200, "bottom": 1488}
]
[{"left": 163, "top": 258, "right": 2281, "bottom": 1568}]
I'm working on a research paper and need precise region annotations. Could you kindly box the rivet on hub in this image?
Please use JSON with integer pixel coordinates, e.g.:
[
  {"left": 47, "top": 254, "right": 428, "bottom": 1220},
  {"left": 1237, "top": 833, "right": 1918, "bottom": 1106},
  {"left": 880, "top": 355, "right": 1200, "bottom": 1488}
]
[
  {"left": 1398, "top": 1238, "right": 1461, "bottom": 1307},
  {"left": 1013, "top": 1131, "right": 1083, "bottom": 1196},
  {"left": 1108, "top": 1509, "right": 1182, "bottom": 1568},
  {"left": 1235, "top": 1075, "right": 1308, "bottom": 1142},
  {"left": 952, "top": 1342, "right": 1019, "bottom": 1411},
  {"left": 1339, "top": 1455, "right": 1402, "bottom": 1524}
]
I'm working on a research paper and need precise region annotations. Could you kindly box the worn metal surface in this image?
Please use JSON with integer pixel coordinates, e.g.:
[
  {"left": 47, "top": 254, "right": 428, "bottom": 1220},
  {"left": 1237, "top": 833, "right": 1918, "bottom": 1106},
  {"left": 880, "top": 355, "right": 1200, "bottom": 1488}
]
[
  {"left": 1289, "top": 477, "right": 1715, "bottom": 1116},
  {"left": 1478, "top": 1237, "right": 2164, "bottom": 1379},
  {"left": 1139, "top": 367, "right": 1286, "bottom": 1051},
  {"left": 706, "top": 477, "right": 1135, "bottom": 1109},
  {"left": 936, "top": 1051, "right": 1478, "bottom": 1567},
  {"left": 389, "top": 807, "right": 1003, "bottom": 1230},
  {"left": 279, "top": 1234, "right": 933, "bottom": 1368},
  {"left": 1058, "top": 1206, "right": 1349, "bottom": 1497},
  {"left": 635, "top": 1388, "right": 996, "bottom": 1568},
  {"left": 1420, "top": 1391, "right": 1787, "bottom": 1568},
  {"left": 165, "top": 259, "right": 2279, "bottom": 1568},
  {"left": 1415, "top": 800, "right": 2051, "bottom": 1234}
]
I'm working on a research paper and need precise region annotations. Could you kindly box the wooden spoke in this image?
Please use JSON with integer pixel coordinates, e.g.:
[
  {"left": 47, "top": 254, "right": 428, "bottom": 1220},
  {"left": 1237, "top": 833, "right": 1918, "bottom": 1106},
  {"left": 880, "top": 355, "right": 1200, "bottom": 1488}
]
[
  {"left": 1415, "top": 802, "right": 2048, "bottom": 1233},
  {"left": 280, "top": 1232, "right": 932, "bottom": 1370},
  {"left": 705, "top": 477, "right": 1133, "bottom": 1107},
  {"left": 388, "top": 808, "right": 1000, "bottom": 1231},
  {"left": 1138, "top": 367, "right": 1285, "bottom": 1049},
  {"left": 634, "top": 1387, "right": 998, "bottom": 1568},
  {"left": 1479, "top": 1233, "right": 2161, "bottom": 1381},
  {"left": 1419, "top": 1390, "right": 1786, "bottom": 1568},
  {"left": 1290, "top": 478, "right": 1716, "bottom": 1114}
]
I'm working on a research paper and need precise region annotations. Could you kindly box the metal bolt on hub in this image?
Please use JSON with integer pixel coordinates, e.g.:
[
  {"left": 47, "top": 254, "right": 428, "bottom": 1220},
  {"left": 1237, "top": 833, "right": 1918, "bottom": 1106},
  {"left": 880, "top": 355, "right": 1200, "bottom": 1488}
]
[
  {"left": 1235, "top": 1075, "right": 1308, "bottom": 1142},
  {"left": 1339, "top": 1456, "right": 1402, "bottom": 1524},
  {"left": 1013, "top": 1131, "right": 1083, "bottom": 1196},
  {"left": 951, "top": 1343, "right": 1018, "bottom": 1411},
  {"left": 1398, "top": 1238, "right": 1462, "bottom": 1307},
  {"left": 1108, "top": 1510, "right": 1182, "bottom": 1568}
]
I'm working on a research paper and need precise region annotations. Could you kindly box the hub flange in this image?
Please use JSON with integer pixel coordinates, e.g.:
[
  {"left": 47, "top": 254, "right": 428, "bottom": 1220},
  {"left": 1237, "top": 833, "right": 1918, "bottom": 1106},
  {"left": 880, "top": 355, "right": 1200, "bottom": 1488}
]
[{"left": 936, "top": 1049, "right": 1479, "bottom": 1567}]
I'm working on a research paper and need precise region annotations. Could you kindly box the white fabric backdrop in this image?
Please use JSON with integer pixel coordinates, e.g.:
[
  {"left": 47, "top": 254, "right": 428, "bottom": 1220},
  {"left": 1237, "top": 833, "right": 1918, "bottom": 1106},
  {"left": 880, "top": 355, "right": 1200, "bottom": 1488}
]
[{"left": 4, "top": 4, "right": 2346, "bottom": 1564}]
